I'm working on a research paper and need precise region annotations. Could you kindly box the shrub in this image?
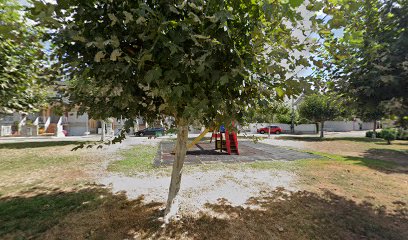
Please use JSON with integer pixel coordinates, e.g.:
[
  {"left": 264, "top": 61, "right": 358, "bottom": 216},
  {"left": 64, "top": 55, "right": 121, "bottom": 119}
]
[
  {"left": 397, "top": 128, "right": 408, "bottom": 140},
  {"left": 381, "top": 128, "right": 397, "bottom": 144},
  {"left": 365, "top": 130, "right": 383, "bottom": 138}
]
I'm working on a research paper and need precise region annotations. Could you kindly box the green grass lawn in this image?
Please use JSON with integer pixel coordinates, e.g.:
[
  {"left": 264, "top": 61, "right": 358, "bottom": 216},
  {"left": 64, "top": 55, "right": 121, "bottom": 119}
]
[{"left": 107, "top": 144, "right": 164, "bottom": 175}]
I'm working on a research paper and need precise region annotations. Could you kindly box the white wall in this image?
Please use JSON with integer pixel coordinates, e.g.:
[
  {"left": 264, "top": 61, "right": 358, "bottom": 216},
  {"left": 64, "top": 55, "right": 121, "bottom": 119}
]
[
  {"left": 324, "top": 121, "right": 376, "bottom": 132},
  {"left": 295, "top": 124, "right": 316, "bottom": 133},
  {"left": 248, "top": 123, "right": 316, "bottom": 134},
  {"left": 324, "top": 121, "right": 354, "bottom": 132}
]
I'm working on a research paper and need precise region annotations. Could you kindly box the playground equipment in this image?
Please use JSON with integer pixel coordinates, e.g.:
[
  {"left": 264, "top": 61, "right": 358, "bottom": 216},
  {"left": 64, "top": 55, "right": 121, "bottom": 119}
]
[
  {"left": 211, "top": 126, "right": 239, "bottom": 155},
  {"left": 186, "top": 124, "right": 239, "bottom": 155}
]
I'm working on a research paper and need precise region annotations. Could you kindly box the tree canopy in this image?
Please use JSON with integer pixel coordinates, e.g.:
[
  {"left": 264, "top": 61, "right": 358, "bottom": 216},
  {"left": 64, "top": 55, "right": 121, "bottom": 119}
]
[
  {"left": 31, "top": 0, "right": 321, "bottom": 125},
  {"left": 319, "top": 0, "right": 408, "bottom": 127},
  {"left": 298, "top": 93, "right": 346, "bottom": 137},
  {"left": 0, "top": 0, "right": 48, "bottom": 113}
]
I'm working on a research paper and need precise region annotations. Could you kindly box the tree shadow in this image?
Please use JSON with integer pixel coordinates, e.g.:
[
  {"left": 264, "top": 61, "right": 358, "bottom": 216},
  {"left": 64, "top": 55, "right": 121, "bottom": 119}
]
[
  {"left": 342, "top": 155, "right": 407, "bottom": 174},
  {"left": 164, "top": 188, "right": 408, "bottom": 240},
  {"left": 1, "top": 187, "right": 407, "bottom": 239},
  {"left": 0, "top": 141, "right": 87, "bottom": 149},
  {"left": 358, "top": 148, "right": 408, "bottom": 173},
  {"left": 0, "top": 187, "right": 163, "bottom": 239}
]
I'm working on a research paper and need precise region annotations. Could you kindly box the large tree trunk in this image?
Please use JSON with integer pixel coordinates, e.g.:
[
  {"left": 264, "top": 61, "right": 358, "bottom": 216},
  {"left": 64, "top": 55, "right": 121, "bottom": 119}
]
[
  {"left": 372, "top": 120, "right": 376, "bottom": 139},
  {"left": 320, "top": 121, "right": 324, "bottom": 138},
  {"left": 164, "top": 120, "right": 189, "bottom": 221}
]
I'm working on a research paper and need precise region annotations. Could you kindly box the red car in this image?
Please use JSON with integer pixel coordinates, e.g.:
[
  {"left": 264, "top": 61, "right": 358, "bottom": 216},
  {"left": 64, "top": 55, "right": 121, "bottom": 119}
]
[{"left": 257, "top": 125, "right": 282, "bottom": 134}]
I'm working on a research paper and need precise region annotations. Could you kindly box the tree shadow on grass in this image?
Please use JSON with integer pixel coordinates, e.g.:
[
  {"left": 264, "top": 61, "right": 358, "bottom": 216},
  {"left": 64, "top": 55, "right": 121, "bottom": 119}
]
[
  {"left": 359, "top": 148, "right": 408, "bottom": 172},
  {"left": 0, "top": 141, "right": 88, "bottom": 149},
  {"left": 0, "top": 187, "right": 163, "bottom": 239},
  {"left": 1, "top": 187, "right": 407, "bottom": 239},
  {"left": 342, "top": 155, "right": 408, "bottom": 174},
  {"left": 165, "top": 188, "right": 408, "bottom": 240}
]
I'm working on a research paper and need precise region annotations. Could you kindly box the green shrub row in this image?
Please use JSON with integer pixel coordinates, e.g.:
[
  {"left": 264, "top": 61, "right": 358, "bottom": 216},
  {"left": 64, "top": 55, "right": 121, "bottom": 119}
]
[{"left": 366, "top": 128, "right": 408, "bottom": 140}]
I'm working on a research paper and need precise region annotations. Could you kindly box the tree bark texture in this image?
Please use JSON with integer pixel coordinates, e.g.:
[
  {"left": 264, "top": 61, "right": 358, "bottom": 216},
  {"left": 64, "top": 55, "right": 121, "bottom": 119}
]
[
  {"left": 164, "top": 120, "right": 189, "bottom": 220},
  {"left": 320, "top": 121, "right": 324, "bottom": 138}
]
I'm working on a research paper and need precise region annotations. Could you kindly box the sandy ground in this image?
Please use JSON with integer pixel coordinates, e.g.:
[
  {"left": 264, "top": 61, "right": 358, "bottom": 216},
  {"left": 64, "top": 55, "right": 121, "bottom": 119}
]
[{"left": 99, "top": 169, "right": 296, "bottom": 213}]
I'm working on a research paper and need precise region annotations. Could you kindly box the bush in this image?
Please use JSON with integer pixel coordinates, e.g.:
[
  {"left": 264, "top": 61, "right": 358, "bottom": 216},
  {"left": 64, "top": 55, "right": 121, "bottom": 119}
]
[
  {"left": 365, "top": 130, "right": 383, "bottom": 138},
  {"left": 381, "top": 128, "right": 397, "bottom": 144},
  {"left": 397, "top": 128, "right": 408, "bottom": 140}
]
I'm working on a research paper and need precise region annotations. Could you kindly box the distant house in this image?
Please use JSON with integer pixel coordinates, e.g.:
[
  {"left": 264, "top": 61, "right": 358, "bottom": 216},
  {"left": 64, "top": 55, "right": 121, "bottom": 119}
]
[{"left": 0, "top": 107, "right": 133, "bottom": 137}]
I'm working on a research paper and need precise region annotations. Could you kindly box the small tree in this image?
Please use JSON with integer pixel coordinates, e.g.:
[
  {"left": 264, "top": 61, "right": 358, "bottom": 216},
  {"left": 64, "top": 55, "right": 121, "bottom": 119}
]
[
  {"left": 381, "top": 128, "right": 397, "bottom": 145},
  {"left": 298, "top": 93, "right": 345, "bottom": 138}
]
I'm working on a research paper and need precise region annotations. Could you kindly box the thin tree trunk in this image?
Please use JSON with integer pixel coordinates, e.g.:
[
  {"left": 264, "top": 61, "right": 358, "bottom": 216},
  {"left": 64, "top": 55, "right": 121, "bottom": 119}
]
[
  {"left": 372, "top": 120, "right": 376, "bottom": 139},
  {"left": 101, "top": 120, "right": 106, "bottom": 141},
  {"left": 320, "top": 121, "right": 324, "bottom": 138},
  {"left": 164, "top": 120, "right": 189, "bottom": 221},
  {"left": 268, "top": 125, "right": 271, "bottom": 139}
]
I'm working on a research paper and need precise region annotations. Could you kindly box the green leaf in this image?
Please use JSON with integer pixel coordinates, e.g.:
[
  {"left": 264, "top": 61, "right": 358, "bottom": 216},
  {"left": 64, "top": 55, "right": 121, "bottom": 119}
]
[
  {"left": 220, "top": 75, "right": 229, "bottom": 85},
  {"left": 188, "top": 12, "right": 201, "bottom": 23},
  {"left": 138, "top": 53, "right": 153, "bottom": 70},
  {"left": 94, "top": 51, "right": 105, "bottom": 62},
  {"left": 275, "top": 87, "right": 285, "bottom": 97},
  {"left": 123, "top": 11, "right": 133, "bottom": 24},
  {"left": 169, "top": 5, "right": 179, "bottom": 14},
  {"left": 108, "top": 13, "right": 118, "bottom": 26},
  {"left": 289, "top": 0, "right": 304, "bottom": 8},
  {"left": 110, "top": 49, "right": 122, "bottom": 61},
  {"left": 313, "top": 60, "right": 323, "bottom": 68},
  {"left": 319, "top": 29, "right": 332, "bottom": 36},
  {"left": 136, "top": 16, "right": 146, "bottom": 25},
  {"left": 144, "top": 67, "right": 162, "bottom": 83},
  {"left": 72, "top": 35, "right": 86, "bottom": 42}
]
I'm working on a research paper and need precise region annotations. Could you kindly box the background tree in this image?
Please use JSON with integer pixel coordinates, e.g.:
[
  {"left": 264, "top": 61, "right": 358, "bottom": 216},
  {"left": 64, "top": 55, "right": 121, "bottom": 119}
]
[
  {"left": 32, "top": 0, "right": 322, "bottom": 219},
  {"left": 359, "top": 107, "right": 384, "bottom": 138},
  {"left": 243, "top": 100, "right": 291, "bottom": 123},
  {"left": 318, "top": 0, "right": 407, "bottom": 129},
  {"left": 298, "top": 93, "right": 346, "bottom": 138},
  {"left": 0, "top": 0, "right": 48, "bottom": 113}
]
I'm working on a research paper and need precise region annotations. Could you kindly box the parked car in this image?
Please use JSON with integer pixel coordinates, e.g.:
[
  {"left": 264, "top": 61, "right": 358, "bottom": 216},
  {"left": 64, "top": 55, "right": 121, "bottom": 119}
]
[
  {"left": 257, "top": 125, "right": 282, "bottom": 134},
  {"left": 134, "top": 127, "right": 165, "bottom": 137}
]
